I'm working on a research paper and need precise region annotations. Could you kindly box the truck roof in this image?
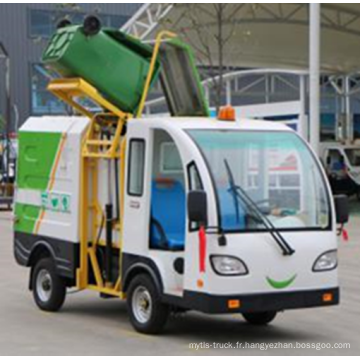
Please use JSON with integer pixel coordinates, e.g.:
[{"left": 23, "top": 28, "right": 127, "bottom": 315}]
[
  {"left": 137, "top": 116, "right": 294, "bottom": 132},
  {"left": 20, "top": 116, "right": 293, "bottom": 134}
]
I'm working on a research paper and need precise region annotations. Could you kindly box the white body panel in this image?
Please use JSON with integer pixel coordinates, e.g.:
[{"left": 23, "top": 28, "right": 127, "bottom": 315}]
[
  {"left": 17, "top": 116, "right": 90, "bottom": 243},
  {"left": 185, "top": 232, "right": 337, "bottom": 295}
]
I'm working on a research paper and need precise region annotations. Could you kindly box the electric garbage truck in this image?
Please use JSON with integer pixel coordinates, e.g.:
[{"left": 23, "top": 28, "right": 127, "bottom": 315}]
[{"left": 13, "top": 17, "right": 349, "bottom": 334}]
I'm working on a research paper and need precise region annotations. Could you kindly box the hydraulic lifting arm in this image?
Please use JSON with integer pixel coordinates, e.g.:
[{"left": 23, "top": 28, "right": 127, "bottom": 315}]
[{"left": 48, "top": 77, "right": 130, "bottom": 297}]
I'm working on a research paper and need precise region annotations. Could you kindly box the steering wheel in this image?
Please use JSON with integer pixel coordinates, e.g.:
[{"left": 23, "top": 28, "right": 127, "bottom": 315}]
[
  {"left": 253, "top": 199, "right": 278, "bottom": 214},
  {"left": 150, "top": 217, "right": 168, "bottom": 249}
]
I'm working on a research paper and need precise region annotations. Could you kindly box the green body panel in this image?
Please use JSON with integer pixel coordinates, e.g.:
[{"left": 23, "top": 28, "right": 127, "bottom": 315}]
[
  {"left": 15, "top": 131, "right": 61, "bottom": 234},
  {"left": 42, "top": 26, "right": 160, "bottom": 114},
  {"left": 14, "top": 203, "right": 41, "bottom": 234},
  {"left": 16, "top": 131, "right": 61, "bottom": 190}
]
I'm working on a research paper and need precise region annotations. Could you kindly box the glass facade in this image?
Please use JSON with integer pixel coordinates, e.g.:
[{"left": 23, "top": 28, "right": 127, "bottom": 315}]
[
  {"left": 353, "top": 114, "right": 360, "bottom": 141},
  {"left": 28, "top": 8, "right": 131, "bottom": 115},
  {"left": 30, "top": 63, "right": 108, "bottom": 115},
  {"left": 29, "top": 9, "right": 129, "bottom": 38},
  {"left": 320, "top": 113, "right": 337, "bottom": 142},
  {"left": 30, "top": 64, "right": 67, "bottom": 115}
]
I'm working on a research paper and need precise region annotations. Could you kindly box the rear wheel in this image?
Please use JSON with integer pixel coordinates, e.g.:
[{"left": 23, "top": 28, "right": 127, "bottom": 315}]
[
  {"left": 242, "top": 311, "right": 277, "bottom": 325},
  {"left": 32, "top": 258, "right": 66, "bottom": 312},
  {"left": 127, "top": 274, "right": 169, "bottom": 334}
]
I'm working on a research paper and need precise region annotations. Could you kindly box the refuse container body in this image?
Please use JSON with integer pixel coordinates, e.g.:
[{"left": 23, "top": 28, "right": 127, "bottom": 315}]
[{"left": 42, "top": 25, "right": 159, "bottom": 114}]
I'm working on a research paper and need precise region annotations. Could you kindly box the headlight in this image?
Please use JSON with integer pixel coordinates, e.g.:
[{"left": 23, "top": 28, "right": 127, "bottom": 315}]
[
  {"left": 210, "top": 255, "right": 248, "bottom": 276},
  {"left": 313, "top": 250, "right": 338, "bottom": 272}
]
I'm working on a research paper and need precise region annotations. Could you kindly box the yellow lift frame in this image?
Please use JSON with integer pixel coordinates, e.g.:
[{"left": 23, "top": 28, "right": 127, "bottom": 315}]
[{"left": 47, "top": 31, "right": 176, "bottom": 298}]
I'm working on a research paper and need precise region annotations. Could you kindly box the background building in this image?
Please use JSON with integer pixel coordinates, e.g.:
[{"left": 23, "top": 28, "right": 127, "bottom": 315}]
[
  {"left": 0, "top": 3, "right": 141, "bottom": 130},
  {"left": 125, "top": 4, "right": 360, "bottom": 149}
]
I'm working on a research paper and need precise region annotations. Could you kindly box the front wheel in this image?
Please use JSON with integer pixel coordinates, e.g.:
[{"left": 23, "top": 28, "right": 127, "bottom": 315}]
[
  {"left": 32, "top": 258, "right": 66, "bottom": 312},
  {"left": 127, "top": 274, "right": 169, "bottom": 334},
  {"left": 242, "top": 311, "right": 277, "bottom": 325}
]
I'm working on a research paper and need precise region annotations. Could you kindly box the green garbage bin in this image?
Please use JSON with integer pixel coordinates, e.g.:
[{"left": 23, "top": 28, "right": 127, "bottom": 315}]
[{"left": 42, "top": 25, "right": 160, "bottom": 114}]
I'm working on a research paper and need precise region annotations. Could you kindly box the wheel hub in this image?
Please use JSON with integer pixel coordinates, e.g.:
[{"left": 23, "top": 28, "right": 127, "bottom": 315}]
[
  {"left": 36, "top": 269, "right": 52, "bottom": 303},
  {"left": 132, "top": 286, "right": 152, "bottom": 324}
]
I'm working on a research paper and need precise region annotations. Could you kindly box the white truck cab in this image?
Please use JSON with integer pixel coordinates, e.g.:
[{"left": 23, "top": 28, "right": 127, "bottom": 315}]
[{"left": 124, "top": 117, "right": 338, "bottom": 300}]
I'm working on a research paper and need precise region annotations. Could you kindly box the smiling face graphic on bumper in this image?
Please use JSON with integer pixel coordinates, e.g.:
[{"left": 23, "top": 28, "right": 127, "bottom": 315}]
[{"left": 266, "top": 274, "right": 297, "bottom": 289}]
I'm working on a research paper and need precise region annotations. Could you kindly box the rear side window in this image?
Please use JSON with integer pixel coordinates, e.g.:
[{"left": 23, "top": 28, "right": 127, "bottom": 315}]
[{"left": 128, "top": 139, "right": 145, "bottom": 196}]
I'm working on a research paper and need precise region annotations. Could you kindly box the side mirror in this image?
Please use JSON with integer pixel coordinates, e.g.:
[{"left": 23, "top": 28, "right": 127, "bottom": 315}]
[
  {"left": 187, "top": 190, "right": 207, "bottom": 224},
  {"left": 334, "top": 195, "right": 349, "bottom": 224}
]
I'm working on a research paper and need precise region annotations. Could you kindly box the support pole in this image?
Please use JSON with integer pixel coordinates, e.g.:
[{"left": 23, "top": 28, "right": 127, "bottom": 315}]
[
  {"left": 5, "top": 55, "right": 11, "bottom": 189},
  {"left": 345, "top": 76, "right": 351, "bottom": 143},
  {"left": 309, "top": 3, "right": 321, "bottom": 155},
  {"left": 226, "top": 81, "right": 231, "bottom": 105},
  {"left": 299, "top": 74, "right": 307, "bottom": 140},
  {"left": 0, "top": 42, "right": 11, "bottom": 191},
  {"left": 205, "top": 86, "right": 210, "bottom": 107}
]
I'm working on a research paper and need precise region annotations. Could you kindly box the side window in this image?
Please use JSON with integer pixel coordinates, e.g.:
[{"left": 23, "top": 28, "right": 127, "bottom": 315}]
[
  {"left": 188, "top": 162, "right": 203, "bottom": 191},
  {"left": 160, "top": 142, "right": 183, "bottom": 173},
  {"left": 127, "top": 139, "right": 145, "bottom": 197},
  {"left": 187, "top": 162, "right": 203, "bottom": 231}
]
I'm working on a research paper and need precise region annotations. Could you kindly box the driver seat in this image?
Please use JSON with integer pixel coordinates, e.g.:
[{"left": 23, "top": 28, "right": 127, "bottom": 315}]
[{"left": 150, "top": 178, "right": 186, "bottom": 250}]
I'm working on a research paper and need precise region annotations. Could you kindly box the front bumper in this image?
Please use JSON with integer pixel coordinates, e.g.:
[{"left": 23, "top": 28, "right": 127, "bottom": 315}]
[{"left": 182, "top": 287, "right": 339, "bottom": 314}]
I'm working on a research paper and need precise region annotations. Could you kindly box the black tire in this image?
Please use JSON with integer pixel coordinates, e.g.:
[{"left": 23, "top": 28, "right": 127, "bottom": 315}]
[
  {"left": 242, "top": 311, "right": 277, "bottom": 325},
  {"left": 32, "top": 258, "right": 66, "bottom": 312},
  {"left": 127, "top": 274, "right": 169, "bottom": 334}
]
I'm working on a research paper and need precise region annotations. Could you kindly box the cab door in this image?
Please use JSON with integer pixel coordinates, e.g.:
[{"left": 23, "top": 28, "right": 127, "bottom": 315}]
[
  {"left": 122, "top": 125, "right": 213, "bottom": 298},
  {"left": 147, "top": 129, "right": 188, "bottom": 296},
  {"left": 122, "top": 136, "right": 149, "bottom": 256},
  {"left": 148, "top": 128, "right": 218, "bottom": 298}
]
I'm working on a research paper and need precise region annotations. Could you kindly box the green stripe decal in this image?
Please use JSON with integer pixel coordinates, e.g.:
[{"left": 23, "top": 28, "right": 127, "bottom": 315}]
[
  {"left": 266, "top": 274, "right": 297, "bottom": 289},
  {"left": 15, "top": 131, "right": 62, "bottom": 234}
]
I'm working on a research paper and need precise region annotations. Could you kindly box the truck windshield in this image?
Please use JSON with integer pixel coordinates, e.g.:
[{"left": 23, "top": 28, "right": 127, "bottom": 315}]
[{"left": 188, "top": 130, "right": 331, "bottom": 232}]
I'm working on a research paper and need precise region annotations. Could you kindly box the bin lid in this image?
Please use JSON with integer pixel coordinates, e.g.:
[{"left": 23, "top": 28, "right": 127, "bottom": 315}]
[{"left": 159, "top": 39, "right": 209, "bottom": 117}]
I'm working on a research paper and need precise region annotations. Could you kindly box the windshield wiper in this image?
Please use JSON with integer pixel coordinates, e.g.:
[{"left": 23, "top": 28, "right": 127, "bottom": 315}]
[{"left": 224, "top": 159, "right": 295, "bottom": 256}]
